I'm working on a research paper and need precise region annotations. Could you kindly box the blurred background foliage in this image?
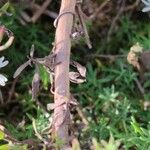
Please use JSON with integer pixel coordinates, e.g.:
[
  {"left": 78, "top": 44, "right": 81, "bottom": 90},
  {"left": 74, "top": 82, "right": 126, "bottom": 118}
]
[{"left": 0, "top": 0, "right": 150, "bottom": 149}]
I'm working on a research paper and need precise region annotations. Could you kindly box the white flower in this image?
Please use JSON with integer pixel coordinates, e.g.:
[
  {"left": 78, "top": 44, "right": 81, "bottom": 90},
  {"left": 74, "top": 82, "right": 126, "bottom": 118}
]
[
  {"left": 0, "top": 56, "right": 9, "bottom": 68},
  {"left": 0, "top": 56, "right": 9, "bottom": 86},
  {"left": 142, "top": 0, "right": 150, "bottom": 12},
  {"left": 0, "top": 74, "right": 7, "bottom": 86}
]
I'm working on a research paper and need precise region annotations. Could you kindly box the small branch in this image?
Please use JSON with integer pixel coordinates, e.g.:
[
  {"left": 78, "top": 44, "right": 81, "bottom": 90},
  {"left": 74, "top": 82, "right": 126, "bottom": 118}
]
[
  {"left": 134, "top": 78, "right": 145, "bottom": 96},
  {"left": 90, "top": 0, "right": 110, "bottom": 20},
  {"left": 31, "top": 0, "right": 52, "bottom": 23},
  {"left": 17, "top": 17, "right": 27, "bottom": 26},
  {"left": 124, "top": 0, "right": 140, "bottom": 11},
  {"left": 0, "top": 90, "right": 4, "bottom": 104},
  {"left": 76, "top": 3, "right": 92, "bottom": 49},
  {"left": 20, "top": 11, "right": 31, "bottom": 23},
  {"left": 76, "top": 106, "right": 89, "bottom": 126},
  {"left": 32, "top": 118, "right": 48, "bottom": 144},
  {"left": 7, "top": 77, "right": 18, "bottom": 103},
  {"left": 31, "top": 4, "right": 58, "bottom": 19},
  {"left": 86, "top": 54, "right": 126, "bottom": 59},
  {"left": 107, "top": 0, "right": 125, "bottom": 43}
]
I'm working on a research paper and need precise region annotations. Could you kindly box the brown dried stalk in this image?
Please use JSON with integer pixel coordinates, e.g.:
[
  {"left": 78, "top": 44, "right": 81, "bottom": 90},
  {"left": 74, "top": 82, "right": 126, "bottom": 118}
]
[{"left": 53, "top": 0, "right": 76, "bottom": 149}]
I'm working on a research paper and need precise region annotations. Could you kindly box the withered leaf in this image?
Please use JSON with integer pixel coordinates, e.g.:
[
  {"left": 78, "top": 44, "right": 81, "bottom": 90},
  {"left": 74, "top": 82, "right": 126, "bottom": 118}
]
[
  {"left": 76, "top": 62, "right": 86, "bottom": 77},
  {"left": 69, "top": 71, "right": 80, "bottom": 79},
  {"left": 13, "top": 60, "right": 31, "bottom": 78},
  {"left": 70, "top": 94, "right": 78, "bottom": 105},
  {"left": 71, "top": 61, "right": 86, "bottom": 77},
  {"left": 36, "top": 53, "right": 57, "bottom": 72},
  {"left": 32, "top": 65, "right": 40, "bottom": 100},
  {"left": 47, "top": 101, "right": 65, "bottom": 110},
  {"left": 69, "top": 71, "right": 86, "bottom": 84}
]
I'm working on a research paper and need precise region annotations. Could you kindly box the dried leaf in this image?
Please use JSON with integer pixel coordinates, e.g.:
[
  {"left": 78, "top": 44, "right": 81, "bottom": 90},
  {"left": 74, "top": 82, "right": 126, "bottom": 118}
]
[
  {"left": 71, "top": 61, "right": 86, "bottom": 77},
  {"left": 69, "top": 71, "right": 86, "bottom": 84},
  {"left": 76, "top": 62, "right": 86, "bottom": 77},
  {"left": 47, "top": 103, "right": 56, "bottom": 110},
  {"left": 71, "top": 78, "right": 86, "bottom": 84},
  {"left": 32, "top": 65, "right": 40, "bottom": 100},
  {"left": 69, "top": 71, "right": 80, "bottom": 78},
  {"left": 47, "top": 102, "right": 64, "bottom": 110},
  {"left": 36, "top": 53, "right": 57, "bottom": 72},
  {"left": 13, "top": 60, "right": 31, "bottom": 78},
  {"left": 130, "top": 43, "right": 143, "bottom": 53},
  {"left": 70, "top": 94, "right": 79, "bottom": 105},
  {"left": 127, "top": 43, "right": 143, "bottom": 71}
]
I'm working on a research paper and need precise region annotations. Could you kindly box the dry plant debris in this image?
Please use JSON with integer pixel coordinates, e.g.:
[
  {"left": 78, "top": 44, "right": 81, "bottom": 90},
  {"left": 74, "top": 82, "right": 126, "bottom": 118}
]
[
  {"left": 0, "top": 26, "right": 14, "bottom": 51},
  {"left": 127, "top": 43, "right": 143, "bottom": 71}
]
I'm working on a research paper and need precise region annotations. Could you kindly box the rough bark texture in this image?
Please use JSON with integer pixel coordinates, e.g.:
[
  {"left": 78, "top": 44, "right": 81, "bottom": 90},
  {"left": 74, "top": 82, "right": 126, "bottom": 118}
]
[{"left": 53, "top": 0, "right": 76, "bottom": 149}]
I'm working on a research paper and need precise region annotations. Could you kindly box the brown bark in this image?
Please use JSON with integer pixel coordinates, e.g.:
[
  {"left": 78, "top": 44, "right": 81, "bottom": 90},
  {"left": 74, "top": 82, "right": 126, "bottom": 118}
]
[{"left": 53, "top": 0, "right": 76, "bottom": 149}]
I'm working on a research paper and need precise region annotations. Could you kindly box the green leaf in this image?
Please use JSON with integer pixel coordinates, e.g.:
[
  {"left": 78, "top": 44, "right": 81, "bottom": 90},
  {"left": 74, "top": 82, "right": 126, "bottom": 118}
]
[
  {"left": 92, "top": 138, "right": 101, "bottom": 150},
  {"left": 10, "top": 144, "right": 28, "bottom": 150},
  {"left": 0, "top": 144, "right": 9, "bottom": 150},
  {"left": 39, "top": 65, "right": 50, "bottom": 90},
  {"left": 131, "top": 117, "right": 143, "bottom": 135},
  {"left": 0, "top": 130, "right": 5, "bottom": 140},
  {"left": 0, "top": 2, "right": 10, "bottom": 12}
]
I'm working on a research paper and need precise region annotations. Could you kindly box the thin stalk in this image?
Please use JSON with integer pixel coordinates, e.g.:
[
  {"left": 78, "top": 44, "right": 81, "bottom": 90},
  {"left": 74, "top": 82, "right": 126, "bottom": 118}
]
[{"left": 53, "top": 0, "right": 76, "bottom": 149}]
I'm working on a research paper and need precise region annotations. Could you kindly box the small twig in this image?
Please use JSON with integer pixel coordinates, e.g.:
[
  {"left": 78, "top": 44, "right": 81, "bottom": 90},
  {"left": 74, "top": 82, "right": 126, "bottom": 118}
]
[
  {"left": 31, "top": 3, "right": 58, "bottom": 19},
  {"left": 31, "top": 0, "right": 52, "bottom": 23},
  {"left": 32, "top": 118, "right": 48, "bottom": 144},
  {"left": 54, "top": 11, "right": 75, "bottom": 28},
  {"left": 0, "top": 124, "right": 18, "bottom": 143},
  {"left": 76, "top": 3, "right": 92, "bottom": 49},
  {"left": 76, "top": 106, "right": 89, "bottom": 126},
  {"left": 90, "top": 0, "right": 110, "bottom": 20},
  {"left": 86, "top": 54, "right": 126, "bottom": 59},
  {"left": 20, "top": 11, "right": 31, "bottom": 23},
  {"left": 17, "top": 17, "right": 27, "bottom": 26},
  {"left": 107, "top": 0, "right": 125, "bottom": 43},
  {"left": 7, "top": 77, "right": 18, "bottom": 103},
  {"left": 0, "top": 123, "right": 39, "bottom": 147},
  {"left": 124, "top": 0, "right": 140, "bottom": 11},
  {"left": 134, "top": 78, "right": 145, "bottom": 96},
  {"left": 0, "top": 90, "right": 4, "bottom": 104},
  {"left": 0, "top": 100, "right": 18, "bottom": 108}
]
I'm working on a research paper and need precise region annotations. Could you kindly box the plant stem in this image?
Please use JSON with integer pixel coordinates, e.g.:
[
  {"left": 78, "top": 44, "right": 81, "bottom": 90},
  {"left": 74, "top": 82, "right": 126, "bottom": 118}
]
[{"left": 53, "top": 0, "right": 76, "bottom": 149}]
